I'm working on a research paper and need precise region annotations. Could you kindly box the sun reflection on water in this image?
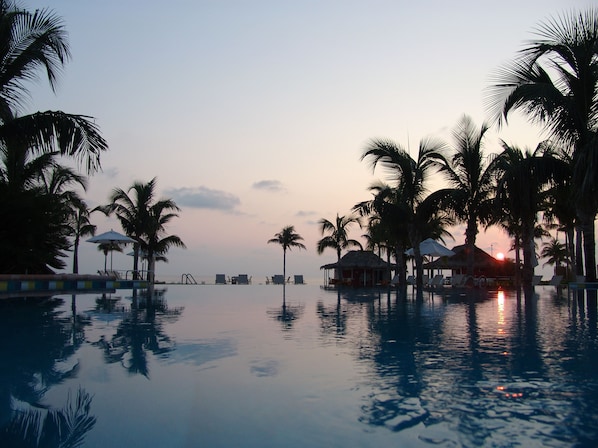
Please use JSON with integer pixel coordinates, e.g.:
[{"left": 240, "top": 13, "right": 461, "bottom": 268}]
[{"left": 497, "top": 290, "right": 505, "bottom": 334}]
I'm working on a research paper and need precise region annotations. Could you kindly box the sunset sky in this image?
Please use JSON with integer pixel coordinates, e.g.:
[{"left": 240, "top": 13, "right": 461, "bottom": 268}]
[{"left": 25, "top": 0, "right": 588, "bottom": 282}]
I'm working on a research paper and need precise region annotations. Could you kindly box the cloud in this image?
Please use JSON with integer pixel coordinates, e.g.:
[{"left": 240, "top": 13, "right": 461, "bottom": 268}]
[
  {"left": 165, "top": 186, "right": 241, "bottom": 211},
  {"left": 296, "top": 210, "right": 317, "bottom": 217},
  {"left": 252, "top": 179, "right": 285, "bottom": 192}
]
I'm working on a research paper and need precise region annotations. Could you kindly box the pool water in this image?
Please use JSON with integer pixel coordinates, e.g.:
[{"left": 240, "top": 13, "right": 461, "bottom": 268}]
[{"left": 1, "top": 285, "right": 597, "bottom": 447}]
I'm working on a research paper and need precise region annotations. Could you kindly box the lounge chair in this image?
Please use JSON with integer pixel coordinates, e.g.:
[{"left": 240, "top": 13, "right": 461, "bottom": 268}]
[
  {"left": 272, "top": 275, "right": 284, "bottom": 285},
  {"left": 237, "top": 274, "right": 249, "bottom": 285},
  {"left": 450, "top": 274, "right": 464, "bottom": 287},
  {"left": 406, "top": 275, "right": 415, "bottom": 285},
  {"left": 215, "top": 274, "right": 226, "bottom": 284},
  {"left": 430, "top": 274, "right": 444, "bottom": 288},
  {"left": 294, "top": 275, "right": 304, "bottom": 285}
]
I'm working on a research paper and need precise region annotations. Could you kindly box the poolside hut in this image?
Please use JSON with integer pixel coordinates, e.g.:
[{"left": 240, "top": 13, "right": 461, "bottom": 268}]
[
  {"left": 320, "top": 250, "right": 395, "bottom": 287},
  {"left": 423, "top": 244, "right": 516, "bottom": 280}
]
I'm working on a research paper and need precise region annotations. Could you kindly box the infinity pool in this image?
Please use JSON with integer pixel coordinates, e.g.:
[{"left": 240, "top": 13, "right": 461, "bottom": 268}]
[{"left": 1, "top": 285, "right": 597, "bottom": 447}]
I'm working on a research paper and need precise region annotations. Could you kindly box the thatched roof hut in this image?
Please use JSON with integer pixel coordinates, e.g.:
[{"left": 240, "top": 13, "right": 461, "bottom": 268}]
[
  {"left": 423, "top": 244, "right": 515, "bottom": 277},
  {"left": 320, "top": 250, "right": 395, "bottom": 287}
]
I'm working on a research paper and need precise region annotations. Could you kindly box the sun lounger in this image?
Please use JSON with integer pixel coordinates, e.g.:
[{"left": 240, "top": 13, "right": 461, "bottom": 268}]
[
  {"left": 272, "top": 275, "right": 284, "bottom": 285},
  {"left": 237, "top": 274, "right": 249, "bottom": 285},
  {"left": 215, "top": 274, "right": 226, "bottom": 284},
  {"left": 430, "top": 274, "right": 444, "bottom": 288},
  {"left": 450, "top": 274, "right": 464, "bottom": 287},
  {"left": 294, "top": 275, "right": 304, "bottom": 284}
]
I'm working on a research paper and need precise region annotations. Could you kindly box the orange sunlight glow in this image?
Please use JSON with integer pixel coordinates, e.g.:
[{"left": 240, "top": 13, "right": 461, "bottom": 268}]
[{"left": 495, "top": 252, "right": 505, "bottom": 261}]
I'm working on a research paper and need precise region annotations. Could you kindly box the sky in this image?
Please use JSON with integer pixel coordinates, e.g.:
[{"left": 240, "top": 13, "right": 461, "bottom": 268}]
[{"left": 24, "top": 0, "right": 591, "bottom": 283}]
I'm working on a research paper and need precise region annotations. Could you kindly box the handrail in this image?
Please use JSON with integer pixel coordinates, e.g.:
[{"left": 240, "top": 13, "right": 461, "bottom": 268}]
[{"left": 181, "top": 273, "right": 198, "bottom": 284}]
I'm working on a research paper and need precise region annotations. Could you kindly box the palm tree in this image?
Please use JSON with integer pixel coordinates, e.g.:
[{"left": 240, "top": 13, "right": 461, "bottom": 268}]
[
  {"left": 98, "top": 178, "right": 158, "bottom": 280},
  {"left": 0, "top": 1, "right": 107, "bottom": 273},
  {"left": 268, "top": 226, "right": 306, "bottom": 285},
  {"left": 490, "top": 141, "right": 568, "bottom": 286},
  {"left": 487, "top": 8, "right": 598, "bottom": 281},
  {"left": 317, "top": 213, "right": 362, "bottom": 280},
  {"left": 141, "top": 199, "right": 186, "bottom": 283},
  {"left": 541, "top": 237, "right": 569, "bottom": 277},
  {"left": 354, "top": 182, "right": 410, "bottom": 284},
  {"left": 0, "top": 0, "right": 107, "bottom": 172},
  {"left": 429, "top": 115, "right": 495, "bottom": 278},
  {"left": 99, "top": 178, "right": 185, "bottom": 282},
  {"left": 360, "top": 138, "right": 454, "bottom": 288},
  {"left": 70, "top": 200, "right": 96, "bottom": 274}
]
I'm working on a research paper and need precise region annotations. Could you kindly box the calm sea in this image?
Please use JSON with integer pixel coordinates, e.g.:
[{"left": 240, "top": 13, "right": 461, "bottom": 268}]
[{"left": 1, "top": 284, "right": 597, "bottom": 447}]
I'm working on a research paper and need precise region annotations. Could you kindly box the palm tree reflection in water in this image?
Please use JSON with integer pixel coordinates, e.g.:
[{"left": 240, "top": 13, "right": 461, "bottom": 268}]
[
  {"left": 0, "top": 297, "right": 96, "bottom": 447},
  {"left": 267, "top": 289, "right": 305, "bottom": 331},
  {"left": 315, "top": 287, "right": 598, "bottom": 445},
  {"left": 1, "top": 388, "right": 96, "bottom": 448},
  {"left": 93, "top": 288, "right": 183, "bottom": 378}
]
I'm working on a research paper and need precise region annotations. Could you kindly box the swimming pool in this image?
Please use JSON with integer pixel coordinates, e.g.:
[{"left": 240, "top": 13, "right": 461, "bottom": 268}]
[{"left": 1, "top": 285, "right": 597, "bottom": 447}]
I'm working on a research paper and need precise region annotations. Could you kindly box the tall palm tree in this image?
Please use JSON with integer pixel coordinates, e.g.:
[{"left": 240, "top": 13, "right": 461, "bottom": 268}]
[
  {"left": 487, "top": 7, "right": 598, "bottom": 281},
  {"left": 268, "top": 225, "right": 306, "bottom": 285},
  {"left": 490, "top": 141, "right": 568, "bottom": 286},
  {"left": 429, "top": 115, "right": 495, "bottom": 278},
  {"left": 354, "top": 182, "right": 410, "bottom": 284},
  {"left": 317, "top": 213, "right": 362, "bottom": 280},
  {"left": 360, "top": 138, "right": 453, "bottom": 288},
  {"left": 141, "top": 199, "right": 186, "bottom": 283},
  {"left": 99, "top": 178, "right": 185, "bottom": 282},
  {"left": 98, "top": 178, "right": 158, "bottom": 279},
  {"left": 0, "top": 0, "right": 107, "bottom": 172},
  {"left": 0, "top": 1, "right": 107, "bottom": 273},
  {"left": 0, "top": 145, "right": 81, "bottom": 273},
  {"left": 70, "top": 200, "right": 96, "bottom": 274}
]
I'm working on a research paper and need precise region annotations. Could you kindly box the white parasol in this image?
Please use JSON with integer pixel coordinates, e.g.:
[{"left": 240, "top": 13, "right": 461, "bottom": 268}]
[{"left": 87, "top": 229, "right": 136, "bottom": 270}]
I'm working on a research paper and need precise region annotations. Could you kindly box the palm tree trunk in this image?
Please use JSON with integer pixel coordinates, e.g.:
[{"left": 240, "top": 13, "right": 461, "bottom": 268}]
[
  {"left": 521, "top": 226, "right": 534, "bottom": 287},
  {"left": 581, "top": 218, "right": 597, "bottom": 282},
  {"left": 283, "top": 249, "right": 286, "bottom": 285},
  {"left": 72, "top": 240, "right": 79, "bottom": 274},
  {"left": 133, "top": 243, "right": 140, "bottom": 280},
  {"left": 465, "top": 219, "right": 477, "bottom": 277},
  {"left": 575, "top": 226, "right": 584, "bottom": 276}
]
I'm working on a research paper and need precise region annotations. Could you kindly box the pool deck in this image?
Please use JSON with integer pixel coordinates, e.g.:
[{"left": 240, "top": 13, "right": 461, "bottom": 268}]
[{"left": 0, "top": 274, "right": 148, "bottom": 298}]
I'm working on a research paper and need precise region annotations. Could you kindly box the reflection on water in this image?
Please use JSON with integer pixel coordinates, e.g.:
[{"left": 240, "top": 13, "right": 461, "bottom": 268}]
[
  {"left": 0, "top": 297, "right": 95, "bottom": 446},
  {"left": 315, "top": 286, "right": 598, "bottom": 446},
  {"left": 92, "top": 289, "right": 183, "bottom": 378},
  {"left": 1, "top": 286, "right": 597, "bottom": 447}
]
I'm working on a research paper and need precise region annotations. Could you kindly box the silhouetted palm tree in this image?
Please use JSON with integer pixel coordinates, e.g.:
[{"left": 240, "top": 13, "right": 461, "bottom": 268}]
[
  {"left": 98, "top": 178, "right": 157, "bottom": 279},
  {"left": 487, "top": 8, "right": 598, "bottom": 281},
  {"left": 317, "top": 214, "right": 362, "bottom": 280},
  {"left": 354, "top": 182, "right": 410, "bottom": 284},
  {"left": 429, "top": 115, "right": 495, "bottom": 278},
  {"left": 70, "top": 201, "right": 96, "bottom": 274},
  {"left": 490, "top": 141, "right": 567, "bottom": 286},
  {"left": 0, "top": 1, "right": 107, "bottom": 273},
  {"left": 141, "top": 199, "right": 186, "bottom": 283},
  {"left": 268, "top": 225, "right": 306, "bottom": 285},
  {"left": 360, "top": 138, "right": 454, "bottom": 287},
  {"left": 541, "top": 237, "right": 569, "bottom": 276}
]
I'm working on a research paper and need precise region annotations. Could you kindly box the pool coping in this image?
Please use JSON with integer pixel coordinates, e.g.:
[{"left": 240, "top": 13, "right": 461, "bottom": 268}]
[{"left": 0, "top": 274, "right": 148, "bottom": 298}]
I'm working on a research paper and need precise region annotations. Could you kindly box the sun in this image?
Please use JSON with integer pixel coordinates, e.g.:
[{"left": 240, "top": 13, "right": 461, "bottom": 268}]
[{"left": 496, "top": 252, "right": 505, "bottom": 261}]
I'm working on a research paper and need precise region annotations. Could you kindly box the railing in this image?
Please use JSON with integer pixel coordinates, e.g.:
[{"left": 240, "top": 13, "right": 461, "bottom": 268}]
[{"left": 181, "top": 273, "right": 198, "bottom": 284}]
